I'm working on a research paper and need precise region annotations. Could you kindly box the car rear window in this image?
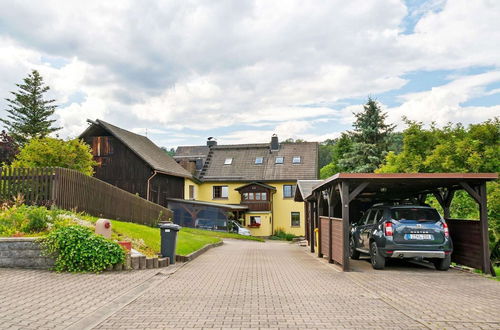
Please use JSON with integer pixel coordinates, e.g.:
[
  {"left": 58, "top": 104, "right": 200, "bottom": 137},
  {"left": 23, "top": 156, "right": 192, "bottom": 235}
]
[{"left": 391, "top": 208, "right": 441, "bottom": 221}]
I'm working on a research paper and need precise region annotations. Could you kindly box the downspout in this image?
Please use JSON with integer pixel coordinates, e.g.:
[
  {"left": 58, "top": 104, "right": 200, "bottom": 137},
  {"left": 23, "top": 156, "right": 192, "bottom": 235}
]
[
  {"left": 146, "top": 170, "right": 158, "bottom": 202},
  {"left": 271, "top": 189, "right": 276, "bottom": 235}
]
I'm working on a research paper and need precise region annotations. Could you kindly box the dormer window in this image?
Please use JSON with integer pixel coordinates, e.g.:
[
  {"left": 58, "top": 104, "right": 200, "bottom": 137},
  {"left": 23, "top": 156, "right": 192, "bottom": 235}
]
[
  {"left": 224, "top": 158, "right": 233, "bottom": 165},
  {"left": 292, "top": 156, "right": 301, "bottom": 164},
  {"left": 275, "top": 156, "right": 284, "bottom": 164},
  {"left": 255, "top": 157, "right": 263, "bottom": 164}
]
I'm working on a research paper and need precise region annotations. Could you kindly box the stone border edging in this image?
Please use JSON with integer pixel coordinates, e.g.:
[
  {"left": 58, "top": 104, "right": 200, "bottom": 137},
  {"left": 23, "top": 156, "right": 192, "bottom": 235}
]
[{"left": 176, "top": 241, "right": 224, "bottom": 262}]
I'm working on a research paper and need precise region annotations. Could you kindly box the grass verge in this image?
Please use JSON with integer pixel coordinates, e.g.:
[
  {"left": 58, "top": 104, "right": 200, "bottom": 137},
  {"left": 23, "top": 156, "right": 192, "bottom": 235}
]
[
  {"left": 181, "top": 227, "right": 264, "bottom": 242},
  {"left": 109, "top": 220, "right": 263, "bottom": 257}
]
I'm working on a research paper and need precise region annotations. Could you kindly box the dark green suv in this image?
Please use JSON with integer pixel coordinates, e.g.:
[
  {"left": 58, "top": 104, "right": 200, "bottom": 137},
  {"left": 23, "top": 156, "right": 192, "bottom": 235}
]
[{"left": 350, "top": 204, "right": 453, "bottom": 270}]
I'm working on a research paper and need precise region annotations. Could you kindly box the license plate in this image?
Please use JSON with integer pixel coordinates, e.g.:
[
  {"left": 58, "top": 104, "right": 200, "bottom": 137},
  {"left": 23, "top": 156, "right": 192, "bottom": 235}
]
[{"left": 405, "top": 234, "right": 433, "bottom": 240}]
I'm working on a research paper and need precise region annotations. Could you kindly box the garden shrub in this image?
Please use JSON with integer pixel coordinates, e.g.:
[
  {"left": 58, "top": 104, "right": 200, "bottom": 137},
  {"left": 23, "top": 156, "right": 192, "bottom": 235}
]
[
  {"left": 0, "top": 205, "right": 55, "bottom": 235},
  {"left": 40, "top": 225, "right": 125, "bottom": 272},
  {"left": 23, "top": 206, "right": 50, "bottom": 233},
  {"left": 270, "top": 228, "right": 296, "bottom": 241}
]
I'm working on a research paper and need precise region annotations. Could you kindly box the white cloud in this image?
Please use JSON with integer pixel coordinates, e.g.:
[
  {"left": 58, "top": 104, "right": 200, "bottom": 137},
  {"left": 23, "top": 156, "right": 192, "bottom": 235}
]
[
  {"left": 387, "top": 71, "right": 500, "bottom": 127},
  {"left": 0, "top": 0, "right": 498, "bottom": 147}
]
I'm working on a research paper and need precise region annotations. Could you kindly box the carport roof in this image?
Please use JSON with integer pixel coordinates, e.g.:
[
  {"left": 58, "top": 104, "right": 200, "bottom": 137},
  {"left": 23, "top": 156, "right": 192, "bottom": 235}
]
[{"left": 311, "top": 173, "right": 498, "bottom": 202}]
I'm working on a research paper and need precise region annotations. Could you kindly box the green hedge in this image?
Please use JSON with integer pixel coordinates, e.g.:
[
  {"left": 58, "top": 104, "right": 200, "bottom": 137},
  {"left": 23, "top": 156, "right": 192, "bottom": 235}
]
[{"left": 40, "top": 225, "right": 125, "bottom": 272}]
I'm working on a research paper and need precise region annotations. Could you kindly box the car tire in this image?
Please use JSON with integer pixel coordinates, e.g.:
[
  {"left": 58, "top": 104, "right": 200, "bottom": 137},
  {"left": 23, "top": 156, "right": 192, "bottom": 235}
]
[
  {"left": 370, "top": 241, "right": 385, "bottom": 270},
  {"left": 350, "top": 237, "right": 360, "bottom": 260},
  {"left": 433, "top": 255, "right": 451, "bottom": 271}
]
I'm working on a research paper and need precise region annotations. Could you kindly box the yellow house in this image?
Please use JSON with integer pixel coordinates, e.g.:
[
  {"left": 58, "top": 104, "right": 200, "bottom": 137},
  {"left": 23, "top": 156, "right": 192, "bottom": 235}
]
[{"left": 175, "top": 135, "right": 319, "bottom": 236}]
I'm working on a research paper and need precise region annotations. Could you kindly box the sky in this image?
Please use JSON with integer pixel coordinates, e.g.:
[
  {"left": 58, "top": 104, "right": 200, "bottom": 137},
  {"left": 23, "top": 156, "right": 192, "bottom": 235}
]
[{"left": 0, "top": 0, "right": 499, "bottom": 149}]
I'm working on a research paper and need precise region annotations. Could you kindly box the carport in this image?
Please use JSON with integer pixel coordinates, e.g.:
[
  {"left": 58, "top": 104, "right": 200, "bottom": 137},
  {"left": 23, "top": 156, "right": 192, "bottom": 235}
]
[{"left": 297, "top": 173, "right": 498, "bottom": 275}]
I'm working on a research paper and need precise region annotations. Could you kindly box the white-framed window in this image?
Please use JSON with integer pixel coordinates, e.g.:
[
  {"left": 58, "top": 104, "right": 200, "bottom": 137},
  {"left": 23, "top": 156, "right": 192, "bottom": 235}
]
[
  {"left": 255, "top": 157, "right": 263, "bottom": 164},
  {"left": 224, "top": 158, "right": 233, "bottom": 165},
  {"left": 275, "top": 156, "right": 284, "bottom": 164},
  {"left": 189, "top": 185, "right": 195, "bottom": 199},
  {"left": 292, "top": 156, "right": 301, "bottom": 164},
  {"left": 213, "top": 185, "right": 229, "bottom": 199},
  {"left": 250, "top": 216, "right": 261, "bottom": 226},
  {"left": 283, "top": 184, "right": 296, "bottom": 198}
]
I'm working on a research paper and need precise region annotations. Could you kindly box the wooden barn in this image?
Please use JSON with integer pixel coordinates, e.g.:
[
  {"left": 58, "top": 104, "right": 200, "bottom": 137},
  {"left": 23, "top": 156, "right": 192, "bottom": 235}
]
[{"left": 80, "top": 119, "right": 193, "bottom": 207}]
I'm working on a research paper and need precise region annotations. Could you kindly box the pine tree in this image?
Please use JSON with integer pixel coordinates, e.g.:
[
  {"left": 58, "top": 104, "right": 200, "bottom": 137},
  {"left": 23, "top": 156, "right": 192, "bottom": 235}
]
[
  {"left": 1, "top": 70, "right": 61, "bottom": 146},
  {"left": 339, "top": 97, "right": 395, "bottom": 172}
]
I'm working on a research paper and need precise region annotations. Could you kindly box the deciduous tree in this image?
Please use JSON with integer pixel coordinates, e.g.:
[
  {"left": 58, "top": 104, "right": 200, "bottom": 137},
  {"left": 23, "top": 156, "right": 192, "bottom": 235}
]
[{"left": 12, "top": 138, "right": 96, "bottom": 176}]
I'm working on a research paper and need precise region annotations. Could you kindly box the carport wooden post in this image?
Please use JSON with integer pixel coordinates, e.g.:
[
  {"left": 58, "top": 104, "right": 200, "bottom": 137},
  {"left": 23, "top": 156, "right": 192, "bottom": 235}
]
[
  {"left": 309, "top": 201, "right": 315, "bottom": 253},
  {"left": 316, "top": 191, "right": 323, "bottom": 258},
  {"left": 340, "top": 181, "right": 350, "bottom": 271},
  {"left": 327, "top": 186, "right": 335, "bottom": 263},
  {"left": 460, "top": 181, "right": 492, "bottom": 275},
  {"left": 479, "top": 183, "right": 491, "bottom": 275}
]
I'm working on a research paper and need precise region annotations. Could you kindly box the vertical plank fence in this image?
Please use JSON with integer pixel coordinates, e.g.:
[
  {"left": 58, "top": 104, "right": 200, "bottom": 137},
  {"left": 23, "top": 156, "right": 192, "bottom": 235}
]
[
  {"left": 0, "top": 167, "right": 171, "bottom": 226},
  {"left": 319, "top": 216, "right": 345, "bottom": 267}
]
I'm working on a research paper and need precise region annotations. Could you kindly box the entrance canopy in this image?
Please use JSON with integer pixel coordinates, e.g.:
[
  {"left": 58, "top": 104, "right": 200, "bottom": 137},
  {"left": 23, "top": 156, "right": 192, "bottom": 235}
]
[{"left": 301, "top": 173, "right": 498, "bottom": 274}]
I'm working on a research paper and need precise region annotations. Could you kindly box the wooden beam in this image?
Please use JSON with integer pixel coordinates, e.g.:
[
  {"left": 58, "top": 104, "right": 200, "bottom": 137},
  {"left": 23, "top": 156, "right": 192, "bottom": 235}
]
[
  {"left": 316, "top": 192, "right": 323, "bottom": 258},
  {"left": 341, "top": 182, "right": 350, "bottom": 271},
  {"left": 478, "top": 182, "right": 491, "bottom": 275},
  {"left": 460, "top": 182, "right": 481, "bottom": 204},
  {"left": 307, "top": 202, "right": 316, "bottom": 253},
  {"left": 327, "top": 187, "right": 334, "bottom": 263},
  {"left": 348, "top": 182, "right": 369, "bottom": 203}
]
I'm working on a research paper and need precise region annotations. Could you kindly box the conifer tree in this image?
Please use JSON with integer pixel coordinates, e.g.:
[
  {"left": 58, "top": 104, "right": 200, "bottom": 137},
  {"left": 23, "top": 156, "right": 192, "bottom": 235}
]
[
  {"left": 1, "top": 70, "right": 61, "bottom": 146},
  {"left": 339, "top": 97, "right": 394, "bottom": 172}
]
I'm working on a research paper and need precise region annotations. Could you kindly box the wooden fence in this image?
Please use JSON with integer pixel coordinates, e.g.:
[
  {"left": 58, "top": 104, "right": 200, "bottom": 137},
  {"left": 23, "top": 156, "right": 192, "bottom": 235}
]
[
  {"left": 447, "top": 219, "right": 483, "bottom": 270},
  {"left": 0, "top": 167, "right": 172, "bottom": 226},
  {"left": 319, "top": 216, "right": 344, "bottom": 268}
]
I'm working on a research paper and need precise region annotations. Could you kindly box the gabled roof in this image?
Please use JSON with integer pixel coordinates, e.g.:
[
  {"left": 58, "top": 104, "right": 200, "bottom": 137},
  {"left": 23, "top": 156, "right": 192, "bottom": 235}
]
[
  {"left": 174, "top": 145, "right": 210, "bottom": 159},
  {"left": 294, "top": 180, "right": 323, "bottom": 202},
  {"left": 235, "top": 182, "right": 277, "bottom": 191},
  {"left": 80, "top": 119, "right": 192, "bottom": 179},
  {"left": 177, "top": 141, "right": 319, "bottom": 182}
]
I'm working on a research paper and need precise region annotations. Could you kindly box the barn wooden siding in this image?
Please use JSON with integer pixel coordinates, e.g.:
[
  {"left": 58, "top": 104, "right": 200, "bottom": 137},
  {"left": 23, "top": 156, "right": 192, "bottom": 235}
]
[
  {"left": 82, "top": 135, "right": 184, "bottom": 206},
  {"left": 0, "top": 167, "right": 172, "bottom": 226}
]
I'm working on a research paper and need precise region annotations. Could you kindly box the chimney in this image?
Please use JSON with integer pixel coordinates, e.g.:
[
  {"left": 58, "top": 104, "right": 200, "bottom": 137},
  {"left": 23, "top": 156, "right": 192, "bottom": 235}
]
[
  {"left": 207, "top": 137, "right": 217, "bottom": 147},
  {"left": 270, "top": 134, "right": 279, "bottom": 151}
]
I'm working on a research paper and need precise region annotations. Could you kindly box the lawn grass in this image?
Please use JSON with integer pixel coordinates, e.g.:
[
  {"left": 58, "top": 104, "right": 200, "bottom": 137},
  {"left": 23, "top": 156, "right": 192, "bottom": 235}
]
[
  {"left": 108, "top": 220, "right": 263, "bottom": 257},
  {"left": 181, "top": 227, "right": 264, "bottom": 242},
  {"left": 494, "top": 266, "right": 500, "bottom": 281}
]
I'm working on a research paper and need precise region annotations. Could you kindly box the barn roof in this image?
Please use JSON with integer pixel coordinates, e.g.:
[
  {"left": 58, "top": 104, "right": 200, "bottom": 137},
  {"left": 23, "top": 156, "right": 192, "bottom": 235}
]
[
  {"left": 81, "top": 120, "right": 193, "bottom": 179},
  {"left": 176, "top": 140, "right": 319, "bottom": 182}
]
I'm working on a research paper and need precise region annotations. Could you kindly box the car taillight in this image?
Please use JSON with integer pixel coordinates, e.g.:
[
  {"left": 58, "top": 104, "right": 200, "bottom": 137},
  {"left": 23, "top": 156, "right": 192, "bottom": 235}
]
[
  {"left": 384, "top": 222, "right": 393, "bottom": 236},
  {"left": 443, "top": 222, "right": 449, "bottom": 238}
]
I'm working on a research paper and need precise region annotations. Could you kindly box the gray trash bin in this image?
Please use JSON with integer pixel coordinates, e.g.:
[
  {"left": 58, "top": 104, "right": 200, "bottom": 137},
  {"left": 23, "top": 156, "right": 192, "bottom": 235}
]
[{"left": 158, "top": 222, "right": 181, "bottom": 264}]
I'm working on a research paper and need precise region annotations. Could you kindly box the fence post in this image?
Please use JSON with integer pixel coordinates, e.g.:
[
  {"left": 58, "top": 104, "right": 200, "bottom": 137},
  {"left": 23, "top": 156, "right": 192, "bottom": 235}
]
[{"left": 51, "top": 167, "right": 58, "bottom": 207}]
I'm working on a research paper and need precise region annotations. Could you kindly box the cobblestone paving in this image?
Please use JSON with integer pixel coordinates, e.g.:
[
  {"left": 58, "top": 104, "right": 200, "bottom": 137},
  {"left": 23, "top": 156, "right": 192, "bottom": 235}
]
[
  {"left": 94, "top": 240, "right": 500, "bottom": 329},
  {"left": 2, "top": 240, "right": 499, "bottom": 329},
  {"left": 0, "top": 268, "right": 159, "bottom": 329}
]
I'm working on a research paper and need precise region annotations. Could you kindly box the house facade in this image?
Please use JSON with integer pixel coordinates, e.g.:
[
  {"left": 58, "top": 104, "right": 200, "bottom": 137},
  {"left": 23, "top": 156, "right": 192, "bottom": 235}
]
[
  {"left": 175, "top": 135, "right": 319, "bottom": 236},
  {"left": 80, "top": 119, "right": 192, "bottom": 207}
]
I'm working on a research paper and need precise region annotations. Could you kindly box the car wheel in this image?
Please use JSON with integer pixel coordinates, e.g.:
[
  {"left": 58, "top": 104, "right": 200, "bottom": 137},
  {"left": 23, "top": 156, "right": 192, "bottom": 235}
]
[
  {"left": 433, "top": 255, "right": 451, "bottom": 271},
  {"left": 350, "top": 237, "right": 360, "bottom": 260},
  {"left": 370, "top": 241, "right": 385, "bottom": 270}
]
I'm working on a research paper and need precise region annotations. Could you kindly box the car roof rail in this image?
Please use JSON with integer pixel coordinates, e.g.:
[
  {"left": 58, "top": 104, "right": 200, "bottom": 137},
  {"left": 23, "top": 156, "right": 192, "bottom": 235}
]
[{"left": 371, "top": 202, "right": 392, "bottom": 207}]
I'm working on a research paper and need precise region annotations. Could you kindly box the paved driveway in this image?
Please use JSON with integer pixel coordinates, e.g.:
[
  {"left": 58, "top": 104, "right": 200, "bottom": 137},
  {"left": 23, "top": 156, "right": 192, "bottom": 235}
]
[{"left": 1, "top": 240, "right": 499, "bottom": 329}]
